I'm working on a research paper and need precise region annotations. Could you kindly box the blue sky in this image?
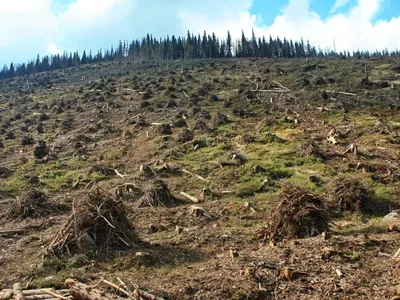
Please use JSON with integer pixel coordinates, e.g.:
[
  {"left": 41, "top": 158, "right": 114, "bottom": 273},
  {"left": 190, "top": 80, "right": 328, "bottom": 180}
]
[{"left": 1, "top": 0, "right": 399, "bottom": 66}]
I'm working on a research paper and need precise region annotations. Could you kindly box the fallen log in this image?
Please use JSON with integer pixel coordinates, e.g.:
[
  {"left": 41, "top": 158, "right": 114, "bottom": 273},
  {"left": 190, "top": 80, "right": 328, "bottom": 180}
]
[
  {"left": 0, "top": 289, "right": 12, "bottom": 300},
  {"left": 65, "top": 279, "right": 109, "bottom": 300},
  {"left": 133, "top": 289, "right": 165, "bottom": 300},
  {"left": 13, "top": 283, "right": 24, "bottom": 300},
  {"left": 180, "top": 192, "right": 199, "bottom": 203}
]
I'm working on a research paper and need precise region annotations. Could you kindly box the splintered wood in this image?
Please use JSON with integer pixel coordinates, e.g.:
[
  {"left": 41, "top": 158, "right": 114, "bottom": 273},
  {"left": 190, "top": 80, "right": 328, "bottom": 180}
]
[
  {"left": 0, "top": 285, "right": 70, "bottom": 300},
  {"left": 0, "top": 279, "right": 164, "bottom": 300}
]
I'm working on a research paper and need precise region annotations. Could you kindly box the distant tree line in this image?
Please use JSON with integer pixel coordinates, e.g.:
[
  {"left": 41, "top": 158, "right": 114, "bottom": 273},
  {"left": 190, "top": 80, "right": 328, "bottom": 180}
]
[{"left": 1, "top": 29, "right": 399, "bottom": 79}]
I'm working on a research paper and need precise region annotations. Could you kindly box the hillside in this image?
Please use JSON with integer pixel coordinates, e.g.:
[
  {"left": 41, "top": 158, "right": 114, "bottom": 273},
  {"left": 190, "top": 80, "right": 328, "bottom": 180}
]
[{"left": 0, "top": 57, "right": 400, "bottom": 299}]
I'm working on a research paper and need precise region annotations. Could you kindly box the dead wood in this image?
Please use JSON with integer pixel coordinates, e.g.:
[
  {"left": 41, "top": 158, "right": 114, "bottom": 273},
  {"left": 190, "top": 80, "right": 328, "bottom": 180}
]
[
  {"left": 3, "top": 190, "right": 62, "bottom": 220},
  {"left": 48, "top": 187, "right": 138, "bottom": 256},
  {"left": 182, "top": 169, "right": 208, "bottom": 182},
  {"left": 13, "top": 283, "right": 24, "bottom": 300},
  {"left": 327, "top": 136, "right": 337, "bottom": 145},
  {"left": 257, "top": 183, "right": 330, "bottom": 242},
  {"left": 325, "top": 176, "right": 381, "bottom": 214},
  {"left": 180, "top": 192, "right": 199, "bottom": 203},
  {"left": 139, "top": 164, "right": 157, "bottom": 178},
  {"left": 0, "top": 289, "right": 12, "bottom": 300},
  {"left": 297, "top": 140, "right": 325, "bottom": 158},
  {"left": 136, "top": 180, "right": 178, "bottom": 208},
  {"left": 189, "top": 205, "right": 211, "bottom": 218},
  {"left": 65, "top": 279, "right": 109, "bottom": 300},
  {"left": 343, "top": 143, "right": 358, "bottom": 156}
]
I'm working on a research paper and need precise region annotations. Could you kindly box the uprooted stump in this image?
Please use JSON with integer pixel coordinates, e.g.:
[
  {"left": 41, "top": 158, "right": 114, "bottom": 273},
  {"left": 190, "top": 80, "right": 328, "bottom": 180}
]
[
  {"left": 326, "top": 177, "right": 382, "bottom": 214},
  {"left": 48, "top": 187, "right": 138, "bottom": 256},
  {"left": 297, "top": 139, "right": 325, "bottom": 159},
  {"left": 4, "top": 190, "right": 61, "bottom": 220},
  {"left": 257, "top": 184, "right": 330, "bottom": 242},
  {"left": 136, "top": 179, "right": 178, "bottom": 208}
]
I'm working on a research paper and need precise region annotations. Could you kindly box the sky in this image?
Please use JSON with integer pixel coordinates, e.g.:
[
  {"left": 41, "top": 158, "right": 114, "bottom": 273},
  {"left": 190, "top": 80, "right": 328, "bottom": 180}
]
[{"left": 1, "top": 0, "right": 399, "bottom": 66}]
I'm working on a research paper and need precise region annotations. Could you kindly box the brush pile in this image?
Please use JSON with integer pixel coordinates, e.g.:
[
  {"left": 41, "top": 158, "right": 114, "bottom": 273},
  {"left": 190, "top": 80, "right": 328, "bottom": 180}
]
[
  {"left": 326, "top": 176, "right": 380, "bottom": 214},
  {"left": 258, "top": 183, "right": 330, "bottom": 241},
  {"left": 48, "top": 187, "right": 138, "bottom": 255},
  {"left": 136, "top": 179, "right": 177, "bottom": 208},
  {"left": 4, "top": 190, "right": 60, "bottom": 220}
]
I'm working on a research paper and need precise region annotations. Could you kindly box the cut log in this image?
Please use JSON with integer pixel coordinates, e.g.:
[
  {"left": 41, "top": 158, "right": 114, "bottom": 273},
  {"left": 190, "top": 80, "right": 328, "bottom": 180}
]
[
  {"left": 180, "top": 192, "right": 199, "bottom": 203},
  {"left": 343, "top": 143, "right": 358, "bottom": 156},
  {"left": 244, "top": 202, "right": 257, "bottom": 213},
  {"left": 65, "top": 279, "right": 108, "bottom": 300},
  {"left": 13, "top": 283, "right": 24, "bottom": 300},
  {"left": 133, "top": 289, "right": 165, "bottom": 300},
  {"left": 0, "top": 289, "right": 12, "bottom": 300},
  {"left": 189, "top": 205, "right": 211, "bottom": 218},
  {"left": 190, "top": 205, "right": 205, "bottom": 217}
]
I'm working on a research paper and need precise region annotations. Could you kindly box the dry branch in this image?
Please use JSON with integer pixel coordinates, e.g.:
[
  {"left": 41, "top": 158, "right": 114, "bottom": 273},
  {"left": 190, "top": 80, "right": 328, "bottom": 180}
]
[
  {"left": 325, "top": 90, "right": 357, "bottom": 96},
  {"left": 48, "top": 187, "right": 138, "bottom": 255},
  {"left": 180, "top": 192, "right": 199, "bottom": 203},
  {"left": 182, "top": 169, "right": 208, "bottom": 182},
  {"left": 65, "top": 279, "right": 109, "bottom": 300},
  {"left": 114, "top": 169, "right": 126, "bottom": 178}
]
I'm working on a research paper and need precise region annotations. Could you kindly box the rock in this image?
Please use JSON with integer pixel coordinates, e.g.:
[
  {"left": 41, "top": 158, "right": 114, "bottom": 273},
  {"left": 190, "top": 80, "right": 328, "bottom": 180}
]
[{"left": 78, "top": 232, "right": 97, "bottom": 252}]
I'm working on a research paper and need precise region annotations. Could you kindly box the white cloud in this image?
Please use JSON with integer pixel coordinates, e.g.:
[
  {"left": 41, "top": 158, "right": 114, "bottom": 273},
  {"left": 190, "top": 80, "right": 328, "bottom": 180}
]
[
  {"left": 255, "top": 0, "right": 399, "bottom": 52},
  {"left": 0, "top": 0, "right": 399, "bottom": 65}
]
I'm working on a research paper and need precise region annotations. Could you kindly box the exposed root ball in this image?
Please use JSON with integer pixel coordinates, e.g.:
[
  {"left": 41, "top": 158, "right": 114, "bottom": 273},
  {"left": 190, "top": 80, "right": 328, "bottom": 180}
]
[
  {"left": 48, "top": 187, "right": 138, "bottom": 256},
  {"left": 297, "top": 139, "right": 325, "bottom": 159},
  {"left": 258, "top": 184, "right": 330, "bottom": 241},
  {"left": 326, "top": 177, "right": 381, "bottom": 214},
  {"left": 4, "top": 190, "right": 61, "bottom": 220},
  {"left": 136, "top": 179, "right": 177, "bottom": 208}
]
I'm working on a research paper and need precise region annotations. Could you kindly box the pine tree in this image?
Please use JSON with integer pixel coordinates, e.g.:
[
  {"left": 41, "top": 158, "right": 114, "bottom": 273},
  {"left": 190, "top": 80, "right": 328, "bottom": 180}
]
[{"left": 226, "top": 30, "right": 232, "bottom": 58}]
